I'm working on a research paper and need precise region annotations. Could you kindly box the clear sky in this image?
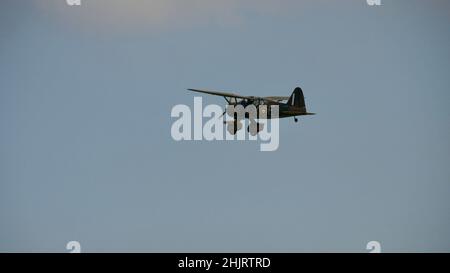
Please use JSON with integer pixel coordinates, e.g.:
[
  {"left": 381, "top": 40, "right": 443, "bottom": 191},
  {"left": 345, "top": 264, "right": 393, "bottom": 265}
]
[{"left": 1, "top": 0, "right": 449, "bottom": 252}]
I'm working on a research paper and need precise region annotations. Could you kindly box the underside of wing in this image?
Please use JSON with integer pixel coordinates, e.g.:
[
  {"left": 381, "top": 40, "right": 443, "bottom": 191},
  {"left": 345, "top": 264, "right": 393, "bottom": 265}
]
[{"left": 188, "top": 88, "right": 251, "bottom": 100}]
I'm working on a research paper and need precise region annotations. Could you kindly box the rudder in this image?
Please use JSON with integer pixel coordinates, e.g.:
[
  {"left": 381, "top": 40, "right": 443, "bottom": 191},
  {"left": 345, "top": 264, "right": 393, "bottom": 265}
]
[{"left": 287, "top": 87, "right": 306, "bottom": 111}]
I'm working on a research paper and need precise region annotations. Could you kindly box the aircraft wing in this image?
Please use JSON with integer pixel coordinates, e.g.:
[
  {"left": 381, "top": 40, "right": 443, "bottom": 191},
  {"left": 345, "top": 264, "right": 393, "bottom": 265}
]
[
  {"left": 188, "top": 88, "right": 252, "bottom": 100},
  {"left": 263, "top": 96, "right": 289, "bottom": 102}
]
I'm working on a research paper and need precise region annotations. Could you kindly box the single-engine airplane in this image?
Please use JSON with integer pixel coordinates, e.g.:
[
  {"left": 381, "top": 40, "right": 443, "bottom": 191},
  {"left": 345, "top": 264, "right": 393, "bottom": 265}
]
[{"left": 188, "top": 87, "right": 315, "bottom": 135}]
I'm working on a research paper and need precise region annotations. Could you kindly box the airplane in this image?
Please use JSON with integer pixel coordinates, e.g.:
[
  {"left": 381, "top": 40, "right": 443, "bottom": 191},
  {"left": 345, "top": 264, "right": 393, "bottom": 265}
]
[{"left": 188, "top": 87, "right": 315, "bottom": 135}]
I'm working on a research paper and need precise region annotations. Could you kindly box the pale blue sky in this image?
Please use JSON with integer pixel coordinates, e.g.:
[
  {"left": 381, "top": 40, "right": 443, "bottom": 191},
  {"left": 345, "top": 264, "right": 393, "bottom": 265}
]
[{"left": 1, "top": 0, "right": 449, "bottom": 252}]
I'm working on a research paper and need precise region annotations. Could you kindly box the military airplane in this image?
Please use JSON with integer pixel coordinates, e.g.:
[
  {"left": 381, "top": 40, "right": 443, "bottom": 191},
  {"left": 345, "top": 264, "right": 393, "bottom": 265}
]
[{"left": 188, "top": 87, "right": 315, "bottom": 135}]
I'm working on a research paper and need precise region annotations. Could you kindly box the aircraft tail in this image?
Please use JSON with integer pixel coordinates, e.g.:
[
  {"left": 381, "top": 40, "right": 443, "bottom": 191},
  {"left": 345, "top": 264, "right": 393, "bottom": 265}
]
[{"left": 287, "top": 87, "right": 306, "bottom": 112}]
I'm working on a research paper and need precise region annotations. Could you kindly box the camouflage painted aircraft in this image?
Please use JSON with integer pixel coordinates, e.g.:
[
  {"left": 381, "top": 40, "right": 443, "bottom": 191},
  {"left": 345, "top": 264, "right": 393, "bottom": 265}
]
[{"left": 188, "top": 87, "right": 315, "bottom": 135}]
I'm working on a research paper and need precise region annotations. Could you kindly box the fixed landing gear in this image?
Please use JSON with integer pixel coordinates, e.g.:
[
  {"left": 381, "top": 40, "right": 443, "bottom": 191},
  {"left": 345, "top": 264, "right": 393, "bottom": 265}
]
[
  {"left": 247, "top": 121, "right": 264, "bottom": 136},
  {"left": 225, "top": 120, "right": 242, "bottom": 135},
  {"left": 224, "top": 119, "right": 264, "bottom": 136}
]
